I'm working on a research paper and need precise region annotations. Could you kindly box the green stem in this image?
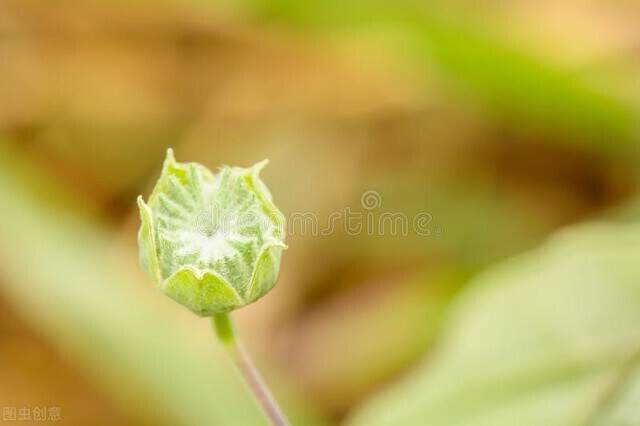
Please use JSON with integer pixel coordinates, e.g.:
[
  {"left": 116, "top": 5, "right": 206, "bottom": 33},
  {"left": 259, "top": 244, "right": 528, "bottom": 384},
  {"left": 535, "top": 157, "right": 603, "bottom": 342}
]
[
  {"left": 212, "top": 313, "right": 290, "bottom": 426},
  {"left": 213, "top": 312, "right": 235, "bottom": 344}
]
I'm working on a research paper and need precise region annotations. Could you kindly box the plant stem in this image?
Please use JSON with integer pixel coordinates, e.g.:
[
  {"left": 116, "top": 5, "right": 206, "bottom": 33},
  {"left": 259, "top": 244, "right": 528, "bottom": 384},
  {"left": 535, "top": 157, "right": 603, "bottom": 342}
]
[{"left": 212, "top": 313, "right": 290, "bottom": 426}]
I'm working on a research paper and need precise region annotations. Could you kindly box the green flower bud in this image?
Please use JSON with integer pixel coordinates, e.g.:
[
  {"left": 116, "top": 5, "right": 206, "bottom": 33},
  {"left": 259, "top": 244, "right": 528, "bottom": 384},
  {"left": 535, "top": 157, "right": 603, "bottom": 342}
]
[{"left": 137, "top": 149, "right": 287, "bottom": 316}]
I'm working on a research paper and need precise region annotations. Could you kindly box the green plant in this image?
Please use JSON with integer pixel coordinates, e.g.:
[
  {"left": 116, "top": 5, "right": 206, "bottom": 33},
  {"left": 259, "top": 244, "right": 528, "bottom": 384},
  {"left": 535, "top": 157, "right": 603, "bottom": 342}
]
[
  {"left": 348, "top": 222, "right": 640, "bottom": 426},
  {"left": 137, "top": 149, "right": 289, "bottom": 426}
]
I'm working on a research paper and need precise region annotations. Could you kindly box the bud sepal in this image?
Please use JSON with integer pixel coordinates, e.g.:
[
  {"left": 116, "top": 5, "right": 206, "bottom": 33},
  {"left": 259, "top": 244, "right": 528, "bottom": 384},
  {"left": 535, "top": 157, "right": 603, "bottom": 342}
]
[{"left": 137, "top": 149, "right": 287, "bottom": 316}]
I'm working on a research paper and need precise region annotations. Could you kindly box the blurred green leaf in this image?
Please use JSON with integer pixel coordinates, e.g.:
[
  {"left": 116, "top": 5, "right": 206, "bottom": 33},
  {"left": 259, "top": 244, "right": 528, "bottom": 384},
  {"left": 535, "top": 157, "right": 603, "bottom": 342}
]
[
  {"left": 347, "top": 221, "right": 640, "bottom": 426},
  {"left": 0, "top": 144, "right": 325, "bottom": 426},
  {"left": 407, "top": 19, "right": 637, "bottom": 154},
  {"left": 238, "top": 0, "right": 639, "bottom": 156}
]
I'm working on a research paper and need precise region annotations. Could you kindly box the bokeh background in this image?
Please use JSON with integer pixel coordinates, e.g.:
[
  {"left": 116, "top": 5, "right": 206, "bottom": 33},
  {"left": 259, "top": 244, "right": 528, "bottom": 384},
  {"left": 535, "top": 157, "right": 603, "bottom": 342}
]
[{"left": 2, "top": 1, "right": 640, "bottom": 425}]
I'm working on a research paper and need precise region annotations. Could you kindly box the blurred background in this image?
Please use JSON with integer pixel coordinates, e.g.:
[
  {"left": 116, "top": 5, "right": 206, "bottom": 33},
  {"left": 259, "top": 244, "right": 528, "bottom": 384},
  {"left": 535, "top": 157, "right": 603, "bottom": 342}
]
[{"left": 1, "top": 1, "right": 640, "bottom": 425}]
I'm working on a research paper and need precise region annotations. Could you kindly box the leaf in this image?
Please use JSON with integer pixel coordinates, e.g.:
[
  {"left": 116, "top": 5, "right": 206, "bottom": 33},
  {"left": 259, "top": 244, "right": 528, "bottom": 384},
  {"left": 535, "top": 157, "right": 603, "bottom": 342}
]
[
  {"left": 235, "top": 0, "right": 639, "bottom": 156},
  {"left": 347, "top": 222, "right": 640, "bottom": 426}
]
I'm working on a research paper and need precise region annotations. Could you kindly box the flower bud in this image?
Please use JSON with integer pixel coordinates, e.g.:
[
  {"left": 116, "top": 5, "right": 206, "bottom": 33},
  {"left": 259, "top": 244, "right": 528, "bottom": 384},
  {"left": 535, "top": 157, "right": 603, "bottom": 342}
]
[{"left": 137, "top": 149, "right": 287, "bottom": 316}]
